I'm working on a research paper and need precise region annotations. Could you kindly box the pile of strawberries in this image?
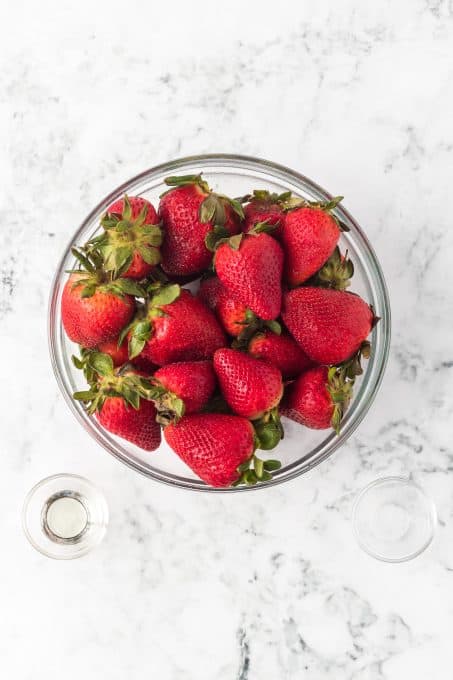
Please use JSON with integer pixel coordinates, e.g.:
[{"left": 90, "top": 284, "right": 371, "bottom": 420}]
[{"left": 62, "top": 174, "right": 377, "bottom": 487}]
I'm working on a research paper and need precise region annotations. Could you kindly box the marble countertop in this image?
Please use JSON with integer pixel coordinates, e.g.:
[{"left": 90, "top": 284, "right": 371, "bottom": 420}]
[{"left": 2, "top": 1, "right": 453, "bottom": 678}]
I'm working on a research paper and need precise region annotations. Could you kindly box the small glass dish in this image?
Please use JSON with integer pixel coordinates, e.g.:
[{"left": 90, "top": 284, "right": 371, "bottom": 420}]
[
  {"left": 352, "top": 477, "right": 437, "bottom": 562},
  {"left": 22, "top": 474, "right": 108, "bottom": 559},
  {"left": 48, "top": 154, "right": 391, "bottom": 492}
]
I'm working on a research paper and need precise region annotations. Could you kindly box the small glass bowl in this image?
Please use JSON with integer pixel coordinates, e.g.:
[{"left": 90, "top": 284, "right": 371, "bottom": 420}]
[
  {"left": 22, "top": 474, "right": 108, "bottom": 559},
  {"left": 352, "top": 477, "right": 437, "bottom": 562},
  {"left": 48, "top": 154, "right": 391, "bottom": 492}
]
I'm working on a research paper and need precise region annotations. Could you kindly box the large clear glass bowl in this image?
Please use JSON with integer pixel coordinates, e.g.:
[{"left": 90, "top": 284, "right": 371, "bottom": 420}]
[{"left": 48, "top": 154, "right": 391, "bottom": 492}]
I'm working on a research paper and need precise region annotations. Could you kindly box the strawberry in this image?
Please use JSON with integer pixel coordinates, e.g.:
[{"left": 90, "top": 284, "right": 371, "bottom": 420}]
[
  {"left": 198, "top": 276, "right": 248, "bottom": 336},
  {"left": 198, "top": 276, "right": 281, "bottom": 340},
  {"left": 73, "top": 352, "right": 161, "bottom": 451},
  {"left": 197, "top": 276, "right": 224, "bottom": 310},
  {"left": 282, "top": 287, "right": 375, "bottom": 365},
  {"left": 61, "top": 249, "right": 140, "bottom": 348},
  {"left": 153, "top": 360, "right": 216, "bottom": 415},
  {"left": 159, "top": 174, "right": 243, "bottom": 277},
  {"left": 243, "top": 189, "right": 288, "bottom": 237},
  {"left": 281, "top": 197, "right": 346, "bottom": 286},
  {"left": 89, "top": 195, "right": 162, "bottom": 279},
  {"left": 213, "top": 348, "right": 283, "bottom": 420},
  {"left": 164, "top": 413, "right": 280, "bottom": 487},
  {"left": 97, "top": 337, "right": 129, "bottom": 367},
  {"left": 214, "top": 230, "right": 284, "bottom": 320},
  {"left": 248, "top": 330, "right": 313, "bottom": 378},
  {"left": 125, "top": 284, "right": 226, "bottom": 366},
  {"left": 164, "top": 414, "right": 254, "bottom": 487},
  {"left": 281, "top": 365, "right": 353, "bottom": 432}
]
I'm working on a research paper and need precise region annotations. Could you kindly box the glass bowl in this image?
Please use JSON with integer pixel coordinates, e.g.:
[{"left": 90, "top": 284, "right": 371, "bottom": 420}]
[{"left": 48, "top": 154, "right": 391, "bottom": 492}]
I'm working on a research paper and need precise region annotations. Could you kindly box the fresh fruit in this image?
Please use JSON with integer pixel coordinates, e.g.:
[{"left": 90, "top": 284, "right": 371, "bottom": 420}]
[
  {"left": 199, "top": 277, "right": 281, "bottom": 340},
  {"left": 165, "top": 412, "right": 279, "bottom": 487},
  {"left": 282, "top": 198, "right": 346, "bottom": 286},
  {"left": 214, "top": 230, "right": 284, "bottom": 320},
  {"left": 213, "top": 348, "right": 283, "bottom": 420},
  {"left": 73, "top": 352, "right": 161, "bottom": 450},
  {"left": 62, "top": 249, "right": 138, "bottom": 348},
  {"left": 159, "top": 174, "right": 243, "bottom": 277},
  {"left": 248, "top": 330, "right": 313, "bottom": 378},
  {"left": 125, "top": 284, "right": 226, "bottom": 366},
  {"left": 97, "top": 337, "right": 130, "bottom": 367},
  {"left": 282, "top": 287, "right": 375, "bottom": 365},
  {"left": 89, "top": 195, "right": 162, "bottom": 279},
  {"left": 281, "top": 365, "right": 353, "bottom": 432},
  {"left": 153, "top": 360, "right": 216, "bottom": 414},
  {"left": 243, "top": 190, "right": 287, "bottom": 237}
]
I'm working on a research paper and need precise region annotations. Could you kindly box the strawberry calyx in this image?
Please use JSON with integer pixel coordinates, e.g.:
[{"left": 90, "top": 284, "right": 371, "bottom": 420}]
[
  {"left": 253, "top": 407, "right": 284, "bottom": 450},
  {"left": 233, "top": 453, "right": 282, "bottom": 487},
  {"left": 147, "top": 382, "right": 186, "bottom": 426},
  {"left": 121, "top": 284, "right": 182, "bottom": 359},
  {"left": 311, "top": 247, "right": 354, "bottom": 291},
  {"left": 67, "top": 247, "right": 147, "bottom": 299},
  {"left": 326, "top": 365, "right": 355, "bottom": 434},
  {"left": 232, "top": 311, "right": 281, "bottom": 348},
  {"left": 238, "top": 189, "right": 293, "bottom": 205},
  {"left": 72, "top": 351, "right": 155, "bottom": 415},
  {"left": 340, "top": 341, "right": 372, "bottom": 379},
  {"left": 163, "top": 173, "right": 211, "bottom": 193},
  {"left": 88, "top": 195, "right": 162, "bottom": 277}
]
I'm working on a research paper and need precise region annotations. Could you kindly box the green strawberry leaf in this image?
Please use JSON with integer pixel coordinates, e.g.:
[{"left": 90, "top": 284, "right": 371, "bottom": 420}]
[
  {"left": 138, "top": 245, "right": 161, "bottom": 266},
  {"left": 263, "top": 459, "right": 282, "bottom": 472},
  {"left": 110, "top": 279, "right": 147, "bottom": 297},
  {"left": 88, "top": 352, "right": 114, "bottom": 377},
  {"left": 129, "top": 335, "right": 146, "bottom": 359},
  {"left": 71, "top": 247, "right": 96, "bottom": 274},
  {"left": 254, "top": 457, "right": 264, "bottom": 479},
  {"left": 73, "top": 390, "right": 98, "bottom": 402},
  {"left": 80, "top": 283, "right": 97, "bottom": 298},
  {"left": 227, "top": 233, "right": 243, "bottom": 251},
  {"left": 122, "top": 385, "right": 141, "bottom": 410},
  {"left": 205, "top": 224, "right": 230, "bottom": 252},
  {"left": 71, "top": 355, "right": 85, "bottom": 370},
  {"left": 151, "top": 283, "right": 181, "bottom": 307},
  {"left": 228, "top": 198, "right": 245, "bottom": 220}
]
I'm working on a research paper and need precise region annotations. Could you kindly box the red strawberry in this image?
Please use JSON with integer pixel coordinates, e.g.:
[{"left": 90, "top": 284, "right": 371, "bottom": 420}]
[
  {"left": 214, "top": 231, "right": 284, "bottom": 320},
  {"left": 164, "top": 413, "right": 255, "bottom": 487},
  {"left": 199, "top": 277, "right": 248, "bottom": 337},
  {"left": 73, "top": 353, "right": 161, "bottom": 451},
  {"left": 213, "top": 348, "right": 283, "bottom": 420},
  {"left": 243, "top": 190, "right": 286, "bottom": 237},
  {"left": 282, "top": 198, "right": 345, "bottom": 286},
  {"left": 62, "top": 256, "right": 137, "bottom": 348},
  {"left": 198, "top": 276, "right": 224, "bottom": 310},
  {"left": 153, "top": 360, "right": 216, "bottom": 414},
  {"left": 92, "top": 195, "right": 162, "bottom": 279},
  {"left": 282, "top": 287, "right": 375, "bottom": 365},
  {"left": 97, "top": 396, "right": 161, "bottom": 450},
  {"left": 97, "top": 337, "right": 129, "bottom": 367},
  {"left": 127, "top": 284, "right": 226, "bottom": 366},
  {"left": 159, "top": 174, "right": 243, "bottom": 277},
  {"left": 281, "top": 365, "right": 353, "bottom": 432},
  {"left": 248, "top": 330, "right": 313, "bottom": 378}
]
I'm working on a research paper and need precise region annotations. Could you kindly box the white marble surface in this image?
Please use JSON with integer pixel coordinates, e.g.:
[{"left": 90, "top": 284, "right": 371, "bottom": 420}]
[{"left": 1, "top": 1, "right": 453, "bottom": 678}]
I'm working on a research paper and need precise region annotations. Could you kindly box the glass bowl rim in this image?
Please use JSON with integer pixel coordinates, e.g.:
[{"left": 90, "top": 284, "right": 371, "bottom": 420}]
[
  {"left": 48, "top": 153, "right": 391, "bottom": 493},
  {"left": 351, "top": 476, "right": 437, "bottom": 562}
]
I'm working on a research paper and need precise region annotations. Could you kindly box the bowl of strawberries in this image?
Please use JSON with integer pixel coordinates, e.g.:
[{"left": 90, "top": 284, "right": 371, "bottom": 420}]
[{"left": 49, "top": 154, "right": 390, "bottom": 491}]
